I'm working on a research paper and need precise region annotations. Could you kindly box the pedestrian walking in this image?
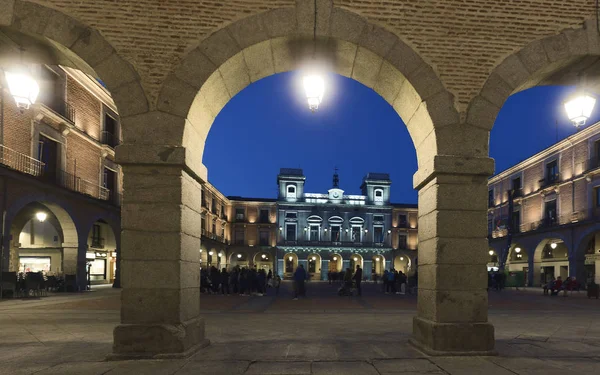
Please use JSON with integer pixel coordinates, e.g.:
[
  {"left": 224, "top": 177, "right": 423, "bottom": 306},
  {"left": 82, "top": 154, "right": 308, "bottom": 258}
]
[
  {"left": 293, "top": 264, "right": 307, "bottom": 300},
  {"left": 353, "top": 265, "right": 363, "bottom": 296}
]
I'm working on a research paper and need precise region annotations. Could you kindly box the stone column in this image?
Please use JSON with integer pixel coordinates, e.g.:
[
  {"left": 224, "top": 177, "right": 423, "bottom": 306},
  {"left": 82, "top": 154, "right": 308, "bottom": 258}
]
[
  {"left": 410, "top": 156, "right": 496, "bottom": 355},
  {"left": 111, "top": 161, "right": 208, "bottom": 359},
  {"left": 62, "top": 239, "right": 88, "bottom": 291}
]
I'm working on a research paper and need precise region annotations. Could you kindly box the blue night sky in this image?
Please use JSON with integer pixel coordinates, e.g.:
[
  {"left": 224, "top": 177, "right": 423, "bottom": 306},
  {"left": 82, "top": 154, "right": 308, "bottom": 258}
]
[{"left": 203, "top": 72, "right": 600, "bottom": 204}]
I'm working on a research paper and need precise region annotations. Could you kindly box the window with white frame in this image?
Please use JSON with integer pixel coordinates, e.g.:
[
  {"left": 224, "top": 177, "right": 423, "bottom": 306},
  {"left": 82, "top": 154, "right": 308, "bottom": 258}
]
[
  {"left": 374, "top": 188, "right": 384, "bottom": 202},
  {"left": 287, "top": 185, "right": 296, "bottom": 198},
  {"left": 286, "top": 223, "right": 297, "bottom": 241},
  {"left": 309, "top": 224, "right": 320, "bottom": 241}
]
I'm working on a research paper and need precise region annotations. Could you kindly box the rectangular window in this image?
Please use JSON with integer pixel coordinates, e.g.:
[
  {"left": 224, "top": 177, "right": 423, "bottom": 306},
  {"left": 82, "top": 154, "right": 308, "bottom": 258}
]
[
  {"left": 38, "top": 135, "right": 59, "bottom": 182},
  {"left": 201, "top": 217, "right": 206, "bottom": 234},
  {"left": 374, "top": 226, "right": 384, "bottom": 243},
  {"left": 221, "top": 226, "right": 225, "bottom": 238},
  {"left": 285, "top": 212, "right": 297, "bottom": 219},
  {"left": 546, "top": 160, "right": 558, "bottom": 183},
  {"left": 102, "top": 110, "right": 120, "bottom": 148},
  {"left": 235, "top": 230, "right": 245, "bottom": 245},
  {"left": 19, "top": 256, "right": 51, "bottom": 273},
  {"left": 398, "top": 214, "right": 407, "bottom": 228},
  {"left": 398, "top": 234, "right": 408, "bottom": 249},
  {"left": 211, "top": 200, "right": 217, "bottom": 214},
  {"left": 373, "top": 215, "right": 384, "bottom": 222},
  {"left": 259, "top": 209, "right": 270, "bottom": 223},
  {"left": 235, "top": 208, "right": 245, "bottom": 221},
  {"left": 351, "top": 226, "right": 361, "bottom": 242},
  {"left": 212, "top": 222, "right": 216, "bottom": 234},
  {"left": 330, "top": 225, "right": 341, "bottom": 242},
  {"left": 512, "top": 176, "right": 522, "bottom": 197},
  {"left": 596, "top": 187, "right": 600, "bottom": 207},
  {"left": 259, "top": 231, "right": 270, "bottom": 246},
  {"left": 286, "top": 224, "right": 296, "bottom": 241},
  {"left": 309, "top": 225, "right": 319, "bottom": 241},
  {"left": 511, "top": 209, "right": 521, "bottom": 233},
  {"left": 544, "top": 200, "right": 557, "bottom": 225},
  {"left": 488, "top": 189, "right": 494, "bottom": 207},
  {"left": 92, "top": 224, "right": 102, "bottom": 248}
]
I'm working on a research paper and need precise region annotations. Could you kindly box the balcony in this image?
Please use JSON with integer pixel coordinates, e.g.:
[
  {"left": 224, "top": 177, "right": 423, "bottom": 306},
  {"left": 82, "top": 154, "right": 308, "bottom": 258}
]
[
  {"left": 101, "top": 131, "right": 120, "bottom": 149},
  {"left": 278, "top": 240, "right": 391, "bottom": 248},
  {"left": 540, "top": 174, "right": 560, "bottom": 189},
  {"left": 0, "top": 145, "right": 45, "bottom": 177},
  {"left": 58, "top": 170, "right": 110, "bottom": 201},
  {"left": 90, "top": 237, "right": 105, "bottom": 249},
  {"left": 34, "top": 100, "right": 76, "bottom": 125}
]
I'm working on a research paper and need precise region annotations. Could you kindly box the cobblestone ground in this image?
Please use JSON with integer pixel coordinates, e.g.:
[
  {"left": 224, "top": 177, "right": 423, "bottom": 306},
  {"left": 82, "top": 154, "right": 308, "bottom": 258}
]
[{"left": 0, "top": 282, "right": 599, "bottom": 374}]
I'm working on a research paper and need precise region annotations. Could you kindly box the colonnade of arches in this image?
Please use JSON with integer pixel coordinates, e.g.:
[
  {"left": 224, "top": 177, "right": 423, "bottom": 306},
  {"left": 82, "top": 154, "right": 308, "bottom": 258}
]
[
  {"left": 489, "top": 225, "right": 600, "bottom": 287},
  {"left": 2, "top": 0, "right": 598, "bottom": 357},
  {"left": 2, "top": 194, "right": 120, "bottom": 291}
]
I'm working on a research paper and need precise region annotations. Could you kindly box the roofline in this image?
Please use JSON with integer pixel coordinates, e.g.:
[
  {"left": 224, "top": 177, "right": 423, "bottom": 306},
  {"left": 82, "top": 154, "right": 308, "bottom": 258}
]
[{"left": 489, "top": 119, "right": 600, "bottom": 183}]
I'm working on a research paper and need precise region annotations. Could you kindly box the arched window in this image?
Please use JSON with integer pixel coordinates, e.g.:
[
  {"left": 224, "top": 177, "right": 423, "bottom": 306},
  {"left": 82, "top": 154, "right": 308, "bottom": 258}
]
[
  {"left": 374, "top": 188, "right": 384, "bottom": 202},
  {"left": 287, "top": 185, "right": 296, "bottom": 198}
]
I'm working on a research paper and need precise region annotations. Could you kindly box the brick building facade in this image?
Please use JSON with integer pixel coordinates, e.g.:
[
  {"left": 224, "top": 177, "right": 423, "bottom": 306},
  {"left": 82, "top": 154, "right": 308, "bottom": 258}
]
[
  {"left": 488, "top": 121, "right": 600, "bottom": 287},
  {"left": 1, "top": 65, "right": 121, "bottom": 289}
]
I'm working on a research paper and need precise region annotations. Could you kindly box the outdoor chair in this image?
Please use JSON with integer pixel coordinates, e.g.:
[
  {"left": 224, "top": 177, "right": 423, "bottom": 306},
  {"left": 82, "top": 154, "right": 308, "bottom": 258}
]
[{"left": 1, "top": 272, "right": 17, "bottom": 298}]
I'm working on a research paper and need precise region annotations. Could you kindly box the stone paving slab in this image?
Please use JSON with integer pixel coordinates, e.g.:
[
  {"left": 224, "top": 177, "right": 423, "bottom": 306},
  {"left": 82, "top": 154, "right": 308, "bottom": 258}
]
[
  {"left": 245, "top": 361, "right": 312, "bottom": 374},
  {"left": 373, "top": 359, "right": 443, "bottom": 373},
  {"left": 311, "top": 361, "right": 380, "bottom": 375}
]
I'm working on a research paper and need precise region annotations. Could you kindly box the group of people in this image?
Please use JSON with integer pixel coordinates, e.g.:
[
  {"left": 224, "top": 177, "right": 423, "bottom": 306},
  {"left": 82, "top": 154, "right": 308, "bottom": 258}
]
[
  {"left": 381, "top": 269, "right": 408, "bottom": 295},
  {"left": 488, "top": 272, "right": 506, "bottom": 291},
  {"left": 543, "top": 276, "right": 578, "bottom": 296},
  {"left": 200, "top": 266, "right": 281, "bottom": 296}
]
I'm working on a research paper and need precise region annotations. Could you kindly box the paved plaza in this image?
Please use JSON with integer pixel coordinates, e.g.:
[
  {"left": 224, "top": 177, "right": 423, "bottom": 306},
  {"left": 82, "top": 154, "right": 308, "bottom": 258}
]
[{"left": 0, "top": 282, "right": 598, "bottom": 374}]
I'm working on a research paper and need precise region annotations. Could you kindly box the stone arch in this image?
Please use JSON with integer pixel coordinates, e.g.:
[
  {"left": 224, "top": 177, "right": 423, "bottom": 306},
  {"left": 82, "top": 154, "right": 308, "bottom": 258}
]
[
  {"left": 532, "top": 237, "right": 571, "bottom": 286},
  {"left": 1, "top": 0, "right": 149, "bottom": 118},
  {"left": 467, "top": 23, "right": 599, "bottom": 134},
  {"left": 153, "top": 0, "right": 460, "bottom": 178}
]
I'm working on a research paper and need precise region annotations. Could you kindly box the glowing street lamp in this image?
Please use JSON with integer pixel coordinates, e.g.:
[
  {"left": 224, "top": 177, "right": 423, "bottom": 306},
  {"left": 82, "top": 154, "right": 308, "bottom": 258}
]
[
  {"left": 35, "top": 212, "right": 47, "bottom": 222},
  {"left": 488, "top": 250, "right": 494, "bottom": 256},
  {"left": 303, "top": 74, "right": 324, "bottom": 112},
  {"left": 515, "top": 247, "right": 521, "bottom": 253},
  {"left": 564, "top": 92, "right": 596, "bottom": 127},
  {"left": 288, "top": 256, "right": 293, "bottom": 261},
  {"left": 550, "top": 242, "right": 557, "bottom": 249},
  {"left": 261, "top": 254, "right": 266, "bottom": 259},
  {"left": 4, "top": 65, "right": 40, "bottom": 110}
]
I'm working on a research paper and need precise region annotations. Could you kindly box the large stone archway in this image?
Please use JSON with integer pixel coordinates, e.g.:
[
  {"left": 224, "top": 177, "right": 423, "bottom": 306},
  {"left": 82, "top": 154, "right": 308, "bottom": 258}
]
[{"left": 110, "top": 0, "right": 496, "bottom": 358}]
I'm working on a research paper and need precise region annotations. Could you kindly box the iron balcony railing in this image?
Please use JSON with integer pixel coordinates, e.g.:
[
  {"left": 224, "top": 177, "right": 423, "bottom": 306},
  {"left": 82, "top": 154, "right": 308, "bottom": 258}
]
[
  {"left": 0, "top": 145, "right": 45, "bottom": 176},
  {"left": 43, "top": 100, "right": 76, "bottom": 123},
  {"left": 101, "top": 131, "right": 120, "bottom": 148},
  {"left": 90, "top": 238, "right": 105, "bottom": 249},
  {"left": 0, "top": 145, "right": 120, "bottom": 206},
  {"left": 57, "top": 170, "right": 110, "bottom": 201},
  {"left": 279, "top": 240, "right": 391, "bottom": 248}
]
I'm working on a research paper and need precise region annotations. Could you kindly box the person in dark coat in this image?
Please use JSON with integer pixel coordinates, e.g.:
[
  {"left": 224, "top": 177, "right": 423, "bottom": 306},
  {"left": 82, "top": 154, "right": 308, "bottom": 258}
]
[
  {"left": 353, "top": 265, "right": 363, "bottom": 296},
  {"left": 293, "top": 265, "right": 307, "bottom": 300},
  {"left": 220, "top": 268, "right": 230, "bottom": 295}
]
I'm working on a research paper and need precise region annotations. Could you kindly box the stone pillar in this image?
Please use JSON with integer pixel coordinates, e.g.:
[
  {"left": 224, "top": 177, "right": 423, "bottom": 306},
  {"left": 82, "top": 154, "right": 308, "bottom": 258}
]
[
  {"left": 62, "top": 239, "right": 88, "bottom": 291},
  {"left": 410, "top": 157, "right": 496, "bottom": 355},
  {"left": 111, "top": 162, "right": 208, "bottom": 359},
  {"left": 363, "top": 260, "right": 372, "bottom": 281}
]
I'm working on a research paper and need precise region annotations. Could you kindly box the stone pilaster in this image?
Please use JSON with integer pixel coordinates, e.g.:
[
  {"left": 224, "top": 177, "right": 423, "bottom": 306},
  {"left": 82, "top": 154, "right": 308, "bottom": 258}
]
[
  {"left": 363, "top": 260, "right": 372, "bottom": 281},
  {"left": 110, "top": 162, "right": 208, "bottom": 359},
  {"left": 410, "top": 156, "right": 496, "bottom": 356}
]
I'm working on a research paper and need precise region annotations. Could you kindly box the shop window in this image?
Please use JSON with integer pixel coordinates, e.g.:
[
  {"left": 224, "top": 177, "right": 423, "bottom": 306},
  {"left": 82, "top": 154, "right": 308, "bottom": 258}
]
[
  {"left": 90, "top": 259, "right": 106, "bottom": 278},
  {"left": 19, "top": 257, "right": 51, "bottom": 273}
]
